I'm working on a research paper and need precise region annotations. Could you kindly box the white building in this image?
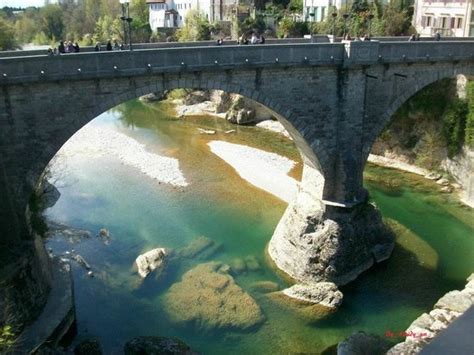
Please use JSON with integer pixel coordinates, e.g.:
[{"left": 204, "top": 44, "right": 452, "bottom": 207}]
[
  {"left": 147, "top": 0, "right": 237, "bottom": 30},
  {"left": 303, "top": 0, "right": 391, "bottom": 22},
  {"left": 303, "top": 0, "right": 345, "bottom": 22},
  {"left": 413, "top": 0, "right": 473, "bottom": 37}
]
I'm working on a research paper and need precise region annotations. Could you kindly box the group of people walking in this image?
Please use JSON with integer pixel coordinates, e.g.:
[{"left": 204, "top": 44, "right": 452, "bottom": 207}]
[
  {"left": 47, "top": 40, "right": 80, "bottom": 56},
  {"left": 238, "top": 32, "right": 266, "bottom": 45},
  {"left": 95, "top": 40, "right": 126, "bottom": 51}
]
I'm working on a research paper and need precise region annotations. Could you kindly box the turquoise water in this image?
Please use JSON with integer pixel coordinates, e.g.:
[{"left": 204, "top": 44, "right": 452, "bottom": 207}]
[{"left": 44, "top": 100, "right": 474, "bottom": 354}]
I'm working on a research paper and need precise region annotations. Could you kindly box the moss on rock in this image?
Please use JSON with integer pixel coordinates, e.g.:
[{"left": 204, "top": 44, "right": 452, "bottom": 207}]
[{"left": 164, "top": 262, "right": 264, "bottom": 330}]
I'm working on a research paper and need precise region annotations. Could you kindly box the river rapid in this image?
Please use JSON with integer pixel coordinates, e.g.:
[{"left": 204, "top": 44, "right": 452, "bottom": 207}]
[{"left": 43, "top": 99, "right": 474, "bottom": 354}]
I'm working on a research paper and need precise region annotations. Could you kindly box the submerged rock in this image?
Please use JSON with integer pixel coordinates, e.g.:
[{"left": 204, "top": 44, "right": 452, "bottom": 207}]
[
  {"left": 337, "top": 331, "right": 390, "bottom": 355},
  {"left": 98, "top": 228, "right": 110, "bottom": 238},
  {"left": 249, "top": 281, "right": 280, "bottom": 293},
  {"left": 197, "top": 128, "right": 216, "bottom": 135},
  {"left": 74, "top": 339, "right": 103, "bottom": 355},
  {"left": 229, "top": 258, "right": 247, "bottom": 275},
  {"left": 164, "top": 262, "right": 264, "bottom": 330},
  {"left": 244, "top": 255, "right": 261, "bottom": 271},
  {"left": 282, "top": 282, "right": 343, "bottom": 309},
  {"left": 124, "top": 336, "right": 196, "bottom": 355},
  {"left": 135, "top": 248, "right": 168, "bottom": 279},
  {"left": 178, "top": 236, "right": 220, "bottom": 259},
  {"left": 73, "top": 254, "right": 91, "bottom": 271}
]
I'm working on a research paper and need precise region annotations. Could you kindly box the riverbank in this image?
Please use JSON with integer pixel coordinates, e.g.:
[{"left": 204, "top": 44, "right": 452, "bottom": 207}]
[
  {"left": 50, "top": 123, "right": 188, "bottom": 187},
  {"left": 207, "top": 141, "right": 298, "bottom": 203}
]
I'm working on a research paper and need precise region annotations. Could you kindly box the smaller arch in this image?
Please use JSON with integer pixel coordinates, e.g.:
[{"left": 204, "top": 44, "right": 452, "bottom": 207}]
[{"left": 363, "top": 64, "right": 474, "bottom": 161}]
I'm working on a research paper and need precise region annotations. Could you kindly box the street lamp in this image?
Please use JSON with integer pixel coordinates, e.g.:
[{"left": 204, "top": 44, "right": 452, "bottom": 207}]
[
  {"left": 332, "top": 12, "right": 337, "bottom": 37},
  {"left": 119, "top": 0, "right": 133, "bottom": 51},
  {"left": 342, "top": 13, "right": 349, "bottom": 38},
  {"left": 367, "top": 14, "right": 374, "bottom": 38}
]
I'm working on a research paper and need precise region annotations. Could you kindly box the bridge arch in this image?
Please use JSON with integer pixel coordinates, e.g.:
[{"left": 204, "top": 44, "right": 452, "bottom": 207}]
[
  {"left": 29, "top": 77, "right": 326, "bottom": 214},
  {"left": 363, "top": 65, "right": 474, "bottom": 159}
]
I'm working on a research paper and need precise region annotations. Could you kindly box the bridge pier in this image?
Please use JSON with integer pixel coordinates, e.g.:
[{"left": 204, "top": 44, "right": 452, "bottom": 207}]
[{"left": 268, "top": 164, "right": 395, "bottom": 286}]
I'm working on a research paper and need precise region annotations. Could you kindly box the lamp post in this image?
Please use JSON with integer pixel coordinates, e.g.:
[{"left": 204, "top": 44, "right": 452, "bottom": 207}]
[
  {"left": 343, "top": 13, "right": 349, "bottom": 38},
  {"left": 332, "top": 12, "right": 337, "bottom": 37},
  {"left": 367, "top": 14, "right": 374, "bottom": 38},
  {"left": 119, "top": 0, "right": 133, "bottom": 51}
]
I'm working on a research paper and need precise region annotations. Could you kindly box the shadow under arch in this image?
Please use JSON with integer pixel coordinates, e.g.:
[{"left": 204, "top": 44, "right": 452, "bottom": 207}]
[{"left": 363, "top": 68, "right": 474, "bottom": 162}]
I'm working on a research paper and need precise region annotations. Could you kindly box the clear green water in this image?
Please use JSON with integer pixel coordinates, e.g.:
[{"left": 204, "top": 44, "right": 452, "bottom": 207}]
[{"left": 44, "top": 100, "right": 474, "bottom": 354}]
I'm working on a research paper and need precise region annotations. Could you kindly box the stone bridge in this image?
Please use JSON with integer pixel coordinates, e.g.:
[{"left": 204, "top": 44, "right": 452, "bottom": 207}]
[{"left": 1, "top": 40, "right": 473, "bottom": 330}]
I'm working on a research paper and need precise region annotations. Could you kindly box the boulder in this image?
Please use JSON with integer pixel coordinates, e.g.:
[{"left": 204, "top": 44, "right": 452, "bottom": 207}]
[
  {"left": 229, "top": 258, "right": 247, "bottom": 274},
  {"left": 135, "top": 248, "right": 167, "bottom": 279},
  {"left": 436, "top": 177, "right": 450, "bottom": 186},
  {"left": 139, "top": 92, "right": 164, "bottom": 102},
  {"left": 337, "top": 331, "right": 390, "bottom": 355},
  {"left": 425, "top": 172, "right": 442, "bottom": 180},
  {"left": 282, "top": 282, "right": 343, "bottom": 309},
  {"left": 183, "top": 90, "right": 209, "bottom": 105},
  {"left": 164, "top": 262, "right": 264, "bottom": 330},
  {"left": 124, "top": 336, "right": 196, "bottom": 355},
  {"left": 434, "top": 290, "right": 473, "bottom": 313}
]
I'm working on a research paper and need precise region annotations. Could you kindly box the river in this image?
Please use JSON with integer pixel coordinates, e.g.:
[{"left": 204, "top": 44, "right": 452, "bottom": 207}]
[{"left": 43, "top": 99, "right": 474, "bottom": 354}]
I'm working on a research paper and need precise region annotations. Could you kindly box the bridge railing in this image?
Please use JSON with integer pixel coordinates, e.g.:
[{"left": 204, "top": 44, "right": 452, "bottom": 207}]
[
  {"left": 0, "top": 38, "right": 329, "bottom": 59},
  {"left": 1, "top": 36, "right": 473, "bottom": 59},
  {"left": 0, "top": 41, "right": 473, "bottom": 85},
  {"left": 0, "top": 43, "right": 345, "bottom": 84},
  {"left": 378, "top": 41, "right": 474, "bottom": 63}
]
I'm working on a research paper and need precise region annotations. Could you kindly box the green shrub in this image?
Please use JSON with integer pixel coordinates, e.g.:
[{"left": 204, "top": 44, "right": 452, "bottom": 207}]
[
  {"left": 0, "top": 325, "right": 16, "bottom": 353},
  {"left": 442, "top": 99, "right": 468, "bottom": 157},
  {"left": 465, "top": 81, "right": 474, "bottom": 148}
]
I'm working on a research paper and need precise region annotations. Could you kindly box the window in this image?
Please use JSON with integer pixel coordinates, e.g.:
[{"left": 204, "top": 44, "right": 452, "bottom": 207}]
[
  {"left": 321, "top": 6, "right": 325, "bottom": 21},
  {"left": 457, "top": 18, "right": 463, "bottom": 29},
  {"left": 426, "top": 16, "right": 432, "bottom": 27},
  {"left": 441, "top": 17, "right": 447, "bottom": 29}
]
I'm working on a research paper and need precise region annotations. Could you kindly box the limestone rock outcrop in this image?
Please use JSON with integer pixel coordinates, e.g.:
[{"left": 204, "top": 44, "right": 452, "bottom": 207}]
[
  {"left": 282, "top": 282, "right": 343, "bottom": 309},
  {"left": 124, "top": 336, "right": 196, "bottom": 355},
  {"left": 268, "top": 165, "right": 394, "bottom": 286},
  {"left": 135, "top": 248, "right": 168, "bottom": 278},
  {"left": 387, "top": 273, "right": 474, "bottom": 354},
  {"left": 164, "top": 262, "right": 264, "bottom": 330}
]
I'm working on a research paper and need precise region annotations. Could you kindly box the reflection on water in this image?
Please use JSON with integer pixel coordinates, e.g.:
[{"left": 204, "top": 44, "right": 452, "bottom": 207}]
[{"left": 44, "top": 100, "right": 473, "bottom": 353}]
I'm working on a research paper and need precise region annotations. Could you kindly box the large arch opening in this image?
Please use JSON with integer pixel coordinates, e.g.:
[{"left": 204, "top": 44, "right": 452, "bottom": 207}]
[{"left": 354, "top": 74, "right": 474, "bottom": 349}]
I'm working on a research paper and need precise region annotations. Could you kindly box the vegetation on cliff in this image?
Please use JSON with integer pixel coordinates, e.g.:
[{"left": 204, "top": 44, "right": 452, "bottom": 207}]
[{"left": 375, "top": 78, "right": 473, "bottom": 170}]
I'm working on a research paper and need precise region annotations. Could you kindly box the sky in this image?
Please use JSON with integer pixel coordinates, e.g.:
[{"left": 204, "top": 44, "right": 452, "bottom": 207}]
[{"left": 0, "top": 0, "right": 55, "bottom": 8}]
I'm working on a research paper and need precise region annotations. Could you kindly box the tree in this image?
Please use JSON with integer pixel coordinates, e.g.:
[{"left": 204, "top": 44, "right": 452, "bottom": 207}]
[
  {"left": 277, "top": 16, "right": 307, "bottom": 38},
  {"left": 176, "top": 10, "right": 210, "bottom": 42},
  {"left": 0, "top": 17, "right": 19, "bottom": 50},
  {"left": 383, "top": 2, "right": 411, "bottom": 36},
  {"left": 93, "top": 15, "right": 122, "bottom": 42},
  {"left": 40, "top": 4, "right": 64, "bottom": 40},
  {"left": 288, "top": 0, "right": 303, "bottom": 13}
]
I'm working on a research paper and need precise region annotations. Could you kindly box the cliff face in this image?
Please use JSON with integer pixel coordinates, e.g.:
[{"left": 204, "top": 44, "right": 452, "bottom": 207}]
[
  {"left": 372, "top": 77, "right": 474, "bottom": 207},
  {"left": 166, "top": 89, "right": 275, "bottom": 124}
]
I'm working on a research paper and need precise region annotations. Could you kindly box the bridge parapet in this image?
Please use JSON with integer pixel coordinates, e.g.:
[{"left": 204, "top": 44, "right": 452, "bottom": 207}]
[
  {"left": 1, "top": 41, "right": 473, "bottom": 86},
  {"left": 0, "top": 43, "right": 343, "bottom": 85},
  {"left": 378, "top": 41, "right": 474, "bottom": 63}
]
